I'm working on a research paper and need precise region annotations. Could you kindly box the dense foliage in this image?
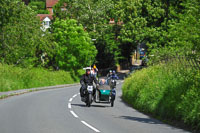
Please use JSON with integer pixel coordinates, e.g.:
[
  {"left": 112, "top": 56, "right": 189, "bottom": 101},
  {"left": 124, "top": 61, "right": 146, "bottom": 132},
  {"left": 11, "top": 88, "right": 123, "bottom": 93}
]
[
  {"left": 123, "top": 63, "right": 200, "bottom": 130},
  {"left": 0, "top": 0, "right": 53, "bottom": 67},
  {"left": 52, "top": 0, "right": 200, "bottom": 67},
  {"left": 119, "top": 0, "right": 200, "bottom": 130},
  {"left": 52, "top": 19, "right": 97, "bottom": 70},
  {"left": 2, "top": 0, "right": 198, "bottom": 69},
  {"left": 0, "top": 0, "right": 97, "bottom": 71},
  {"left": 54, "top": 0, "right": 121, "bottom": 68},
  {"left": 28, "top": 1, "right": 49, "bottom": 14},
  {"left": 116, "top": 0, "right": 200, "bottom": 61}
]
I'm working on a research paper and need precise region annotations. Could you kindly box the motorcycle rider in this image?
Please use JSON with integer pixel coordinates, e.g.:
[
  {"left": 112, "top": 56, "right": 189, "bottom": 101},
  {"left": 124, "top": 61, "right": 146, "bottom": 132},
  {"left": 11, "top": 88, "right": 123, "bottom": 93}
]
[
  {"left": 80, "top": 67, "right": 99, "bottom": 97},
  {"left": 106, "top": 70, "right": 113, "bottom": 85},
  {"left": 111, "top": 70, "right": 119, "bottom": 80}
]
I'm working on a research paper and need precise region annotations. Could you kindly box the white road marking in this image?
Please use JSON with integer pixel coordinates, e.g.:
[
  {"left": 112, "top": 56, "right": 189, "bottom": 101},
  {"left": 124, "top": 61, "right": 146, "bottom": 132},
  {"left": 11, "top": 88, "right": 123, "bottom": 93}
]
[
  {"left": 69, "top": 93, "right": 100, "bottom": 132},
  {"left": 121, "top": 81, "right": 124, "bottom": 83},
  {"left": 70, "top": 111, "right": 78, "bottom": 118},
  {"left": 81, "top": 121, "right": 100, "bottom": 132},
  {"left": 69, "top": 98, "right": 73, "bottom": 102},
  {"left": 73, "top": 94, "right": 77, "bottom": 98},
  {"left": 117, "top": 82, "right": 119, "bottom": 85},
  {"left": 68, "top": 103, "right": 71, "bottom": 109}
]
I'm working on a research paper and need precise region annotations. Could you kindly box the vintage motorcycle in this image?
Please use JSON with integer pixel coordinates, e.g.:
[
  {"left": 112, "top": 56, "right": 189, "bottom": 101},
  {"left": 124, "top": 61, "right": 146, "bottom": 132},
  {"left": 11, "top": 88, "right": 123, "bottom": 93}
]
[
  {"left": 81, "top": 77, "right": 116, "bottom": 107},
  {"left": 81, "top": 85, "right": 95, "bottom": 107}
]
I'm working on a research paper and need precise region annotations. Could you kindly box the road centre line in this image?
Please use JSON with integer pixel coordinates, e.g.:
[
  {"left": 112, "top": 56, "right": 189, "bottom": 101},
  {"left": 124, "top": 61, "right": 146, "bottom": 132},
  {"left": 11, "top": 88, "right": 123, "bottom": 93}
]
[
  {"left": 81, "top": 121, "right": 100, "bottom": 132},
  {"left": 73, "top": 94, "right": 77, "bottom": 98},
  {"left": 68, "top": 103, "right": 71, "bottom": 109},
  {"left": 70, "top": 110, "right": 78, "bottom": 118},
  {"left": 69, "top": 98, "right": 73, "bottom": 102},
  {"left": 69, "top": 93, "right": 101, "bottom": 132}
]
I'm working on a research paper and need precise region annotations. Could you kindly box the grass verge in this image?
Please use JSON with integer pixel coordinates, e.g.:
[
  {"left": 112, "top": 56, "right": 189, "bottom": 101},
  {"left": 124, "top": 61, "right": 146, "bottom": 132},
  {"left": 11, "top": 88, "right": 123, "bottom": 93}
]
[
  {"left": 0, "top": 64, "right": 84, "bottom": 92},
  {"left": 122, "top": 62, "right": 200, "bottom": 131}
]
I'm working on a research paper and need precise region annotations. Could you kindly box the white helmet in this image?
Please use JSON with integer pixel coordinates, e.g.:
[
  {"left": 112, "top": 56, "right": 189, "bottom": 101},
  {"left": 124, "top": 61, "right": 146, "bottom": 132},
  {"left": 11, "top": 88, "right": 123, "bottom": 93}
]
[{"left": 84, "top": 67, "right": 91, "bottom": 71}]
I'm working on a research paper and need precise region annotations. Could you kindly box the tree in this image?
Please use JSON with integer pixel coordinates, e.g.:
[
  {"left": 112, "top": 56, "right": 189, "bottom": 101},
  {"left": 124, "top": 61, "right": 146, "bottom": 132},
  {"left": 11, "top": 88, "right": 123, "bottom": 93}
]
[
  {"left": 0, "top": 0, "right": 53, "bottom": 67},
  {"left": 28, "top": 1, "right": 49, "bottom": 14},
  {"left": 115, "top": 0, "right": 200, "bottom": 62},
  {"left": 54, "top": 0, "right": 121, "bottom": 68},
  {"left": 52, "top": 18, "right": 97, "bottom": 70}
]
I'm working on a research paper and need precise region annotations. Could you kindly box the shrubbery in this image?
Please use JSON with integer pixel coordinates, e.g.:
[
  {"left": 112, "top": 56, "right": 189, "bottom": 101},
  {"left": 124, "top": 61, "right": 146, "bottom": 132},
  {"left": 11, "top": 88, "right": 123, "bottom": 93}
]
[
  {"left": 0, "top": 64, "right": 84, "bottom": 92},
  {"left": 122, "top": 62, "right": 200, "bottom": 130}
]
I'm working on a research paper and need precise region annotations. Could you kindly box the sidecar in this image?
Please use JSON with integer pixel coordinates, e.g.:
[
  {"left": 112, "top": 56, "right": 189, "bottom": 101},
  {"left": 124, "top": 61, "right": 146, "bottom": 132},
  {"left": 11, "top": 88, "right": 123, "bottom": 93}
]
[{"left": 95, "top": 78, "right": 116, "bottom": 107}]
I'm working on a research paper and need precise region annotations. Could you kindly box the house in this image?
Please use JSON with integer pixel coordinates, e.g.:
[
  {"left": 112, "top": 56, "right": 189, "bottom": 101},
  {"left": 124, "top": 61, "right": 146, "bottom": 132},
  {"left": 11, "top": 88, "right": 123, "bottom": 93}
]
[
  {"left": 37, "top": 14, "right": 53, "bottom": 31},
  {"left": 37, "top": 0, "right": 59, "bottom": 31},
  {"left": 46, "top": 0, "right": 59, "bottom": 14}
]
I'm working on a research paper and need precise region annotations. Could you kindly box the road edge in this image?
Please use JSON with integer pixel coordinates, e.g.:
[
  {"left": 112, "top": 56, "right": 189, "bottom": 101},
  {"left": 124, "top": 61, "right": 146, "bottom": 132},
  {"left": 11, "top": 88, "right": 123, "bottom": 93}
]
[{"left": 0, "top": 83, "right": 80, "bottom": 100}]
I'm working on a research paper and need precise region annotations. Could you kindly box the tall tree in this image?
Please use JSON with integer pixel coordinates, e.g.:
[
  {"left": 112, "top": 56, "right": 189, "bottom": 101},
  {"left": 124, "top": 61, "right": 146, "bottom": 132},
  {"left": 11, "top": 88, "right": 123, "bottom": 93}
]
[
  {"left": 54, "top": 0, "right": 121, "bottom": 68},
  {"left": 0, "top": 0, "right": 53, "bottom": 67},
  {"left": 115, "top": 0, "right": 199, "bottom": 61},
  {"left": 52, "top": 18, "right": 97, "bottom": 70}
]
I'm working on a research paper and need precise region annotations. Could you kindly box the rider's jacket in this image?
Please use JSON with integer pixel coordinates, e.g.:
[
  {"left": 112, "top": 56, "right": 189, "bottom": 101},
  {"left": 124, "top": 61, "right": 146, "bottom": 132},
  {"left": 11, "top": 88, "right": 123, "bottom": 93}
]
[
  {"left": 80, "top": 74, "right": 98, "bottom": 86},
  {"left": 111, "top": 74, "right": 119, "bottom": 80},
  {"left": 107, "top": 73, "right": 118, "bottom": 80}
]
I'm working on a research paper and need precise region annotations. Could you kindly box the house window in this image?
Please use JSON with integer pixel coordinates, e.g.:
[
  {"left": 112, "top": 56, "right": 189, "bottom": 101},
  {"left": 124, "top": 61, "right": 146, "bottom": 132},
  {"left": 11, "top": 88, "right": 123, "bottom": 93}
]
[{"left": 44, "top": 21, "right": 50, "bottom": 26}]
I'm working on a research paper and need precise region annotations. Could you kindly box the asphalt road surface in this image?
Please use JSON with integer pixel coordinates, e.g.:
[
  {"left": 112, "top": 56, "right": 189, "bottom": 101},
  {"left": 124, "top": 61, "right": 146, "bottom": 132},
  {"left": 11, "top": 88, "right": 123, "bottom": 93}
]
[{"left": 0, "top": 81, "right": 190, "bottom": 133}]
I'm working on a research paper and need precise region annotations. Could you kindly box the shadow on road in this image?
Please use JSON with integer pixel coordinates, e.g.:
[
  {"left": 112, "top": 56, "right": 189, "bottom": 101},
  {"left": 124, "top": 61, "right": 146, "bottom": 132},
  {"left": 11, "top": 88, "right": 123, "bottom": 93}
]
[
  {"left": 71, "top": 103, "right": 110, "bottom": 108},
  {"left": 117, "top": 96, "right": 164, "bottom": 125},
  {"left": 118, "top": 115, "right": 163, "bottom": 125},
  {"left": 71, "top": 103, "right": 85, "bottom": 107}
]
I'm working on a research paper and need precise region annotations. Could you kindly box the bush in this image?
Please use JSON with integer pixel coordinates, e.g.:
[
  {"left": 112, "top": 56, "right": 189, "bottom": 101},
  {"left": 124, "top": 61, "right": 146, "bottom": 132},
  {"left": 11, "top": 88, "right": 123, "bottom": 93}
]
[
  {"left": 0, "top": 64, "right": 84, "bottom": 92},
  {"left": 122, "top": 62, "right": 200, "bottom": 130}
]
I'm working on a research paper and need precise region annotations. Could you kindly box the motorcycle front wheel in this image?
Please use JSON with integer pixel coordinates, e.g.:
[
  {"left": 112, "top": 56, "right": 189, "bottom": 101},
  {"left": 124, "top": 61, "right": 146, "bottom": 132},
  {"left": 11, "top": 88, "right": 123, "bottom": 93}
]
[{"left": 87, "top": 94, "right": 92, "bottom": 107}]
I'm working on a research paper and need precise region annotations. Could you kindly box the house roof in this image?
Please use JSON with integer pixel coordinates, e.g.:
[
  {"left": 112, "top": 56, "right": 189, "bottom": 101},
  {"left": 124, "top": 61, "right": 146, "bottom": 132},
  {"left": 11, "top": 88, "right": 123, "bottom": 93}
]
[
  {"left": 37, "top": 14, "right": 53, "bottom": 21},
  {"left": 46, "top": 0, "right": 59, "bottom": 8}
]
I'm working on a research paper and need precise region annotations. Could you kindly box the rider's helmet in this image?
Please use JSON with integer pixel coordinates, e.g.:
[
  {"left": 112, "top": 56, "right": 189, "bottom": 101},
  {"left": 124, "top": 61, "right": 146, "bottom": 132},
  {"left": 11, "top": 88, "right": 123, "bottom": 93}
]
[
  {"left": 109, "top": 70, "right": 112, "bottom": 73},
  {"left": 113, "top": 70, "right": 116, "bottom": 74},
  {"left": 85, "top": 67, "right": 91, "bottom": 70},
  {"left": 85, "top": 67, "right": 91, "bottom": 74}
]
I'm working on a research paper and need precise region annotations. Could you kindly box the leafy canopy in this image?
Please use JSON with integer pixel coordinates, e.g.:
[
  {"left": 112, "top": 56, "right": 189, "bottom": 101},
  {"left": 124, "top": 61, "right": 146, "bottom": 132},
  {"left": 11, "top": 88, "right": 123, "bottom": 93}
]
[{"left": 52, "top": 19, "right": 97, "bottom": 70}]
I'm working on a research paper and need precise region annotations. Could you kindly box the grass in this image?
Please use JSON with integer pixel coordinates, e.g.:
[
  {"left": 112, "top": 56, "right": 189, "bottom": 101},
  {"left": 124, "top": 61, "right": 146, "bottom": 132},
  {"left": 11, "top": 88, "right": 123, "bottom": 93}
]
[
  {"left": 122, "top": 62, "right": 200, "bottom": 131},
  {"left": 0, "top": 63, "right": 84, "bottom": 92}
]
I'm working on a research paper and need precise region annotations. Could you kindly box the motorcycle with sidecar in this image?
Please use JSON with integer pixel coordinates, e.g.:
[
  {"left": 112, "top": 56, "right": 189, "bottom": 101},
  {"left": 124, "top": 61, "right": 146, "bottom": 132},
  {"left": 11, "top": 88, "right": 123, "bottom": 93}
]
[{"left": 81, "top": 78, "right": 116, "bottom": 107}]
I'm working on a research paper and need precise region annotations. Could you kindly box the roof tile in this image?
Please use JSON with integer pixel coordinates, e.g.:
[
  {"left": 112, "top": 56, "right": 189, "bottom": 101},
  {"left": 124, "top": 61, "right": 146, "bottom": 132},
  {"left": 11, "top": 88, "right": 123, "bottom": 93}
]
[
  {"left": 37, "top": 14, "right": 53, "bottom": 21},
  {"left": 46, "top": 0, "right": 59, "bottom": 8}
]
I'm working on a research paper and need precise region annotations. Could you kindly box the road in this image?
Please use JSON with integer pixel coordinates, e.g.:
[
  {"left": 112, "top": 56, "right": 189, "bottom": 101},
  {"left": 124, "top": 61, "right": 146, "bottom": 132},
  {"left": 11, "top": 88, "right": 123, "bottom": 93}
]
[{"left": 0, "top": 81, "right": 190, "bottom": 133}]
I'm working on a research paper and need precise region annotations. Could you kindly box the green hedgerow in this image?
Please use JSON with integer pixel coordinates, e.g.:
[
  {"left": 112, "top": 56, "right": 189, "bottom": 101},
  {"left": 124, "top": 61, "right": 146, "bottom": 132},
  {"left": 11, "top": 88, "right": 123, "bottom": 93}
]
[{"left": 122, "top": 62, "right": 200, "bottom": 130}]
